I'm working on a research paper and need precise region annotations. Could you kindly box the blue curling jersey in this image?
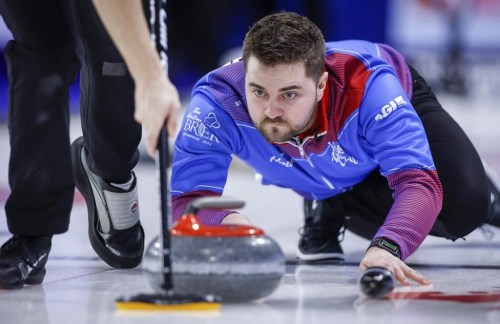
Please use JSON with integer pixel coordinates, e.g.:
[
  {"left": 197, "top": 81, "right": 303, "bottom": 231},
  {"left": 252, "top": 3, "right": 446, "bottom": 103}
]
[{"left": 171, "top": 40, "right": 443, "bottom": 260}]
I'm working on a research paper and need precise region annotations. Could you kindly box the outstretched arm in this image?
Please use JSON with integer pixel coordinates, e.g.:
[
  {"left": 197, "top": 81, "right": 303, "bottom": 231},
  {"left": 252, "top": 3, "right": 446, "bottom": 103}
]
[
  {"left": 93, "top": 0, "right": 180, "bottom": 156},
  {"left": 359, "top": 72, "right": 443, "bottom": 285}
]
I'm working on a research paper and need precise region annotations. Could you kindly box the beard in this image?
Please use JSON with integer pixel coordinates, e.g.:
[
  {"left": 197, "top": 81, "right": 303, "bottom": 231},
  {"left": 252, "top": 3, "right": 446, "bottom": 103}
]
[
  {"left": 256, "top": 118, "right": 297, "bottom": 142},
  {"left": 253, "top": 105, "right": 317, "bottom": 143}
]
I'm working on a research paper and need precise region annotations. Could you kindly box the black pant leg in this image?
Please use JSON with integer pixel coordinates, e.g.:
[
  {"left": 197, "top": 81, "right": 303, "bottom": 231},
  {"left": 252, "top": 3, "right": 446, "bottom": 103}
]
[
  {"left": 0, "top": 0, "right": 79, "bottom": 235},
  {"left": 324, "top": 171, "right": 392, "bottom": 240},
  {"left": 409, "top": 66, "right": 489, "bottom": 238},
  {"left": 72, "top": 0, "right": 141, "bottom": 183}
]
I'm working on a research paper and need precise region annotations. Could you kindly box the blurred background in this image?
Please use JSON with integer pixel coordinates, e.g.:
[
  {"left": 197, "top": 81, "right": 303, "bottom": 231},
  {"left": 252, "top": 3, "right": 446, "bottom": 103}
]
[
  {"left": 0, "top": 0, "right": 499, "bottom": 148},
  {"left": 1, "top": 0, "right": 499, "bottom": 118}
]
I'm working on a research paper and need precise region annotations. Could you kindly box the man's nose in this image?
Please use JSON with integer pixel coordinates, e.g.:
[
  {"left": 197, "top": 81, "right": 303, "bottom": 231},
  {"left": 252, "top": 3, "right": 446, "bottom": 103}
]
[{"left": 264, "top": 99, "right": 283, "bottom": 119}]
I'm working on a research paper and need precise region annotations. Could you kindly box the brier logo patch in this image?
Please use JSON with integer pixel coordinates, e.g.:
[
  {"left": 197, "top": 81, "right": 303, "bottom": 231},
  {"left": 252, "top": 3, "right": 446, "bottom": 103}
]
[{"left": 182, "top": 108, "right": 221, "bottom": 146}]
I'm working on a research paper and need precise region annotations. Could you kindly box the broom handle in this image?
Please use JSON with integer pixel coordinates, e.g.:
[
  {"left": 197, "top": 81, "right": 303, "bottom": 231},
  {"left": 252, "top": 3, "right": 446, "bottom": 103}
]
[
  {"left": 150, "top": 0, "right": 169, "bottom": 73},
  {"left": 157, "top": 128, "right": 173, "bottom": 293},
  {"left": 149, "top": 0, "right": 173, "bottom": 293}
]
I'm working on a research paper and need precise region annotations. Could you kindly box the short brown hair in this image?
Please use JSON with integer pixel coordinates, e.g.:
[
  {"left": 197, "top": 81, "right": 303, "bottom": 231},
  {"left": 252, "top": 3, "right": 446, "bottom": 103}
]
[{"left": 242, "top": 12, "right": 325, "bottom": 81}]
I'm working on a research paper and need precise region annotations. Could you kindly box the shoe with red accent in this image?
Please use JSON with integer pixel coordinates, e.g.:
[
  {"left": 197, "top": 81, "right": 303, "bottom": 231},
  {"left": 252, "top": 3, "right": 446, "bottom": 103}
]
[{"left": 71, "top": 137, "right": 144, "bottom": 269}]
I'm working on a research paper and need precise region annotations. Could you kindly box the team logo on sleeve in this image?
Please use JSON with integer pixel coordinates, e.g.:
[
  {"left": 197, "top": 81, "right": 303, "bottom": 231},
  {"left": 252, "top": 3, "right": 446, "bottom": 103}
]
[
  {"left": 203, "top": 112, "right": 220, "bottom": 129},
  {"left": 375, "top": 96, "right": 407, "bottom": 121},
  {"left": 182, "top": 108, "right": 220, "bottom": 146}
]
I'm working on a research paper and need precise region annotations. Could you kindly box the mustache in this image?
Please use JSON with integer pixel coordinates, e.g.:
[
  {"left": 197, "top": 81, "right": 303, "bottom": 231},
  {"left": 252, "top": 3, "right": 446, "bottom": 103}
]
[{"left": 261, "top": 117, "right": 287, "bottom": 125}]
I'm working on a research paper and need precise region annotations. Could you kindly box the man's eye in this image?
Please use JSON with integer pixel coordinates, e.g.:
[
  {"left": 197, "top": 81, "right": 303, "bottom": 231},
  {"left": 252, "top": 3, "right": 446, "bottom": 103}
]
[
  {"left": 254, "top": 89, "right": 265, "bottom": 97},
  {"left": 284, "top": 92, "right": 296, "bottom": 100}
]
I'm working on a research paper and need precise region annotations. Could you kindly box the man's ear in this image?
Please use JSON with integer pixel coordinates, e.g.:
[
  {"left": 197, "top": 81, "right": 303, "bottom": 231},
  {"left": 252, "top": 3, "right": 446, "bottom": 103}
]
[{"left": 316, "top": 71, "right": 328, "bottom": 101}]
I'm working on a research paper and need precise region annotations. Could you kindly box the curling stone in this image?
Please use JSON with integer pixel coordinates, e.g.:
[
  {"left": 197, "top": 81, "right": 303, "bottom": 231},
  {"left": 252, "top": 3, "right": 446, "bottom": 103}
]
[
  {"left": 143, "top": 200, "right": 286, "bottom": 302},
  {"left": 358, "top": 267, "right": 395, "bottom": 298}
]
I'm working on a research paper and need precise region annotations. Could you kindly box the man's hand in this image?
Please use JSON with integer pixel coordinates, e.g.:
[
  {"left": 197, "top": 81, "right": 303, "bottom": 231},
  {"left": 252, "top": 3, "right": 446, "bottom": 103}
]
[
  {"left": 134, "top": 72, "right": 181, "bottom": 157},
  {"left": 360, "top": 246, "right": 432, "bottom": 286}
]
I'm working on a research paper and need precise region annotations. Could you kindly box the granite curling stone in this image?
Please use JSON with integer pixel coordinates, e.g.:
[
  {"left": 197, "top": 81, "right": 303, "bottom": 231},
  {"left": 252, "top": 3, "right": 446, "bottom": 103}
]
[{"left": 143, "top": 210, "right": 286, "bottom": 302}]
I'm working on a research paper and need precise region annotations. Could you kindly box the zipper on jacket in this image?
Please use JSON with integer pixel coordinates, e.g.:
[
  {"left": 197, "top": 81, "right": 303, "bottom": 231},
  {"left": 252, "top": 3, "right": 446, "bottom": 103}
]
[{"left": 289, "top": 136, "right": 335, "bottom": 190}]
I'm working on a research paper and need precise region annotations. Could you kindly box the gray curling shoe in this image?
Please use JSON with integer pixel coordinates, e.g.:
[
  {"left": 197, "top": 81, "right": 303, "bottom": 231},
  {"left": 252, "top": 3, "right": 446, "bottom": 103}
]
[{"left": 71, "top": 137, "right": 144, "bottom": 269}]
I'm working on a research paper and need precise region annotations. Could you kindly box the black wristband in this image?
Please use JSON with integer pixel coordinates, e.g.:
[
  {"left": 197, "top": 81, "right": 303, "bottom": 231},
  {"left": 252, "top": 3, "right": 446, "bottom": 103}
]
[{"left": 368, "top": 237, "right": 401, "bottom": 259}]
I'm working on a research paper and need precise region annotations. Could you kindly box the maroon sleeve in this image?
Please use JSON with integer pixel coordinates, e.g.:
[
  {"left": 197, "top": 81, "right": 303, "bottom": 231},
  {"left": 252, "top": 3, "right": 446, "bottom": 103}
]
[{"left": 374, "top": 169, "right": 443, "bottom": 260}]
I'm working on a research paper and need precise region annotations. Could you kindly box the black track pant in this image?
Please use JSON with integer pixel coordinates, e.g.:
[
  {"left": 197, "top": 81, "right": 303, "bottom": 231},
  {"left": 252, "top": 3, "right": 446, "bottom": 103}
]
[
  {"left": 0, "top": 0, "right": 141, "bottom": 235},
  {"left": 324, "top": 66, "right": 490, "bottom": 241}
]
